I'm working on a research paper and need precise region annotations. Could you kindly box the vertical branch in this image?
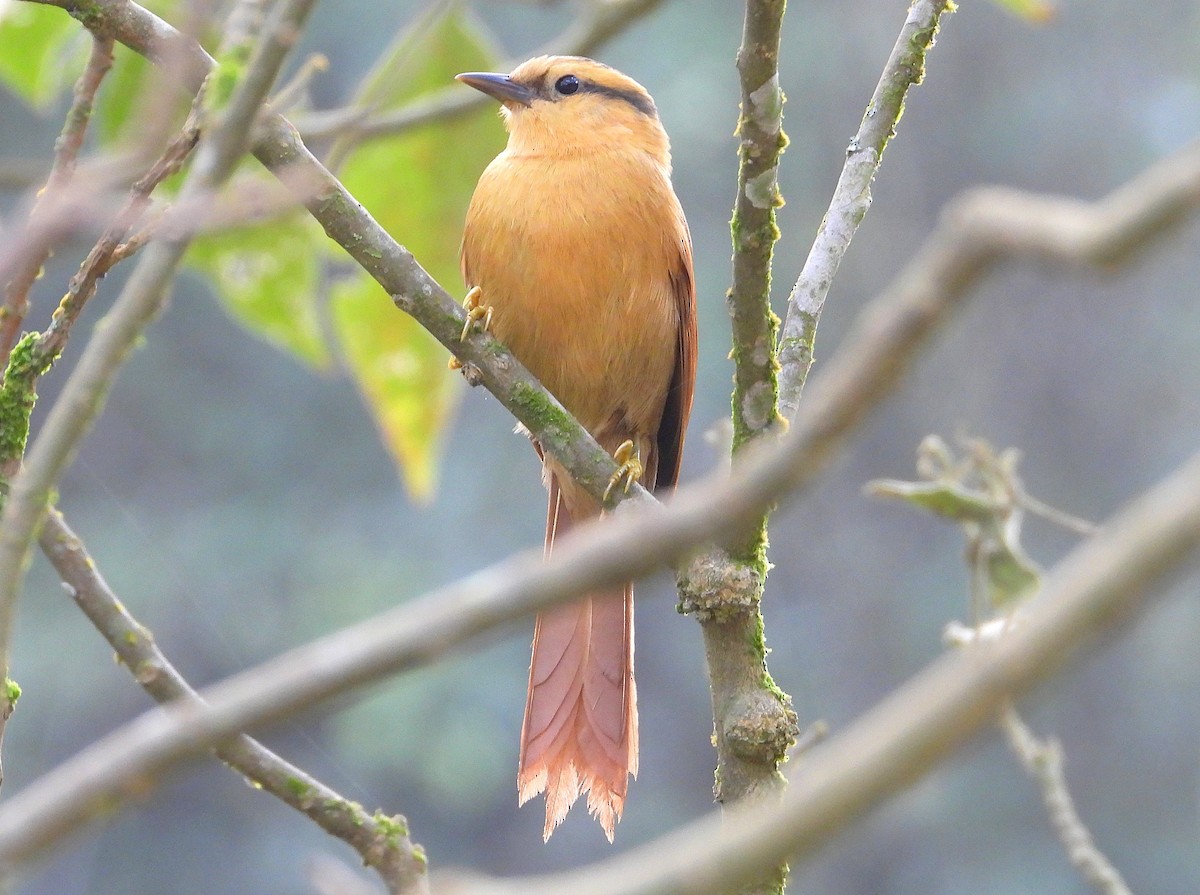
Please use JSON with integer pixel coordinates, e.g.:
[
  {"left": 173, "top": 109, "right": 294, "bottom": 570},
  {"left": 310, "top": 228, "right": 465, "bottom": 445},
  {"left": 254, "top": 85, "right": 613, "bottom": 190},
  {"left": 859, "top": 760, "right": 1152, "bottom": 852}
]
[
  {"left": 682, "top": 3, "right": 795, "bottom": 894},
  {"left": 728, "top": 0, "right": 787, "bottom": 455},
  {"left": 777, "top": 0, "right": 955, "bottom": 419},
  {"left": 0, "top": 35, "right": 114, "bottom": 357}
]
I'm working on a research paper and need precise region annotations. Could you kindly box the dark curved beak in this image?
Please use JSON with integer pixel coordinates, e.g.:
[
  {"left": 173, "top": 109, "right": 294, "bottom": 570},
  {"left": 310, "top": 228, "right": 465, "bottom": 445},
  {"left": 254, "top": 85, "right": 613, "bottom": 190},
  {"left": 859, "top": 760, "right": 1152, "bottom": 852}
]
[{"left": 455, "top": 72, "right": 535, "bottom": 108}]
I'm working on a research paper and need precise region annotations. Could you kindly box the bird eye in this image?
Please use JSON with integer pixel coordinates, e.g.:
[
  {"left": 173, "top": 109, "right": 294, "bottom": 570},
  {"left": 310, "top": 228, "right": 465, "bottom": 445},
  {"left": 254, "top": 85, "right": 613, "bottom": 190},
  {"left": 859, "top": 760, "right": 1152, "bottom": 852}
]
[{"left": 554, "top": 75, "right": 580, "bottom": 95}]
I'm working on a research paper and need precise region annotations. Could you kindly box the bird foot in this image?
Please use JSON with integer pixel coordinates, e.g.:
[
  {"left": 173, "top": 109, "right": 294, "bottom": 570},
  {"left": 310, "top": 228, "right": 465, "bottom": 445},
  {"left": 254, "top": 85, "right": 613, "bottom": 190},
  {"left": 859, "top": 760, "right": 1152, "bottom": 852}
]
[
  {"left": 459, "top": 285, "right": 493, "bottom": 341},
  {"left": 603, "top": 440, "right": 644, "bottom": 502}
]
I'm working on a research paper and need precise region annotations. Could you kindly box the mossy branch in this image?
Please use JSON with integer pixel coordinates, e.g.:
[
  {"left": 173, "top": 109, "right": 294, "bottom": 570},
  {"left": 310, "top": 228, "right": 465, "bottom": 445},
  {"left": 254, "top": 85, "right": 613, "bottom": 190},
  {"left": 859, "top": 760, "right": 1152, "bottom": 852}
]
[{"left": 686, "top": 10, "right": 796, "bottom": 895}]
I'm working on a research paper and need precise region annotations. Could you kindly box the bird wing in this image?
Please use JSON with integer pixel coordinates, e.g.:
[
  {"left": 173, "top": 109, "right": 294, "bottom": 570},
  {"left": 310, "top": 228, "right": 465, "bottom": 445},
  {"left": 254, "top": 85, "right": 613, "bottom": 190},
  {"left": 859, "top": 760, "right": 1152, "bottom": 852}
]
[{"left": 655, "top": 213, "right": 697, "bottom": 493}]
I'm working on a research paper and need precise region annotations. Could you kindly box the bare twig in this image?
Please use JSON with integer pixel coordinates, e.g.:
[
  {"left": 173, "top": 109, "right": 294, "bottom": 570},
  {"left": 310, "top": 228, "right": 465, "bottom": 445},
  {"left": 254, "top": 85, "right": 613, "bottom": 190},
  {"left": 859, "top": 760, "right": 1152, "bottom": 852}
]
[
  {"left": 1, "top": 35, "right": 114, "bottom": 357},
  {"left": 35, "top": 508, "right": 428, "bottom": 894},
  {"left": 1001, "top": 704, "right": 1133, "bottom": 895},
  {"left": 777, "top": 0, "right": 955, "bottom": 420}
]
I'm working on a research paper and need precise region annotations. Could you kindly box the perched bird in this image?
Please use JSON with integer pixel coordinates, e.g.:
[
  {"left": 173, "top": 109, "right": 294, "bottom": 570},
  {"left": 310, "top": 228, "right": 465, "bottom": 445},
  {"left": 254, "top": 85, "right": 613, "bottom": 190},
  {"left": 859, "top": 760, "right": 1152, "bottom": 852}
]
[{"left": 456, "top": 56, "right": 697, "bottom": 841}]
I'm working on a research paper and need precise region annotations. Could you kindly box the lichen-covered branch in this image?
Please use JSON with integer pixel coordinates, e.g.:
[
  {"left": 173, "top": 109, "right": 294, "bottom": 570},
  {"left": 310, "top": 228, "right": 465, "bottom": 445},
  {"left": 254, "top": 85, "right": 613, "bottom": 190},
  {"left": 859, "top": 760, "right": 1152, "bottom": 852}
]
[
  {"left": 0, "top": 34, "right": 113, "bottom": 358},
  {"left": 728, "top": 0, "right": 786, "bottom": 453},
  {"left": 36, "top": 508, "right": 428, "bottom": 895},
  {"left": 777, "top": 0, "right": 955, "bottom": 421}
]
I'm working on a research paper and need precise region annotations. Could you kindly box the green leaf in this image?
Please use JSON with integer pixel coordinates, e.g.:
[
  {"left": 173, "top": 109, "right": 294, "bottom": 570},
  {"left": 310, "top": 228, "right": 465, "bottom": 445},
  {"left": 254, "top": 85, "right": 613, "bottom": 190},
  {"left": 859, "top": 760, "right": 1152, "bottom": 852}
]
[
  {"left": 0, "top": 3, "right": 84, "bottom": 108},
  {"left": 188, "top": 212, "right": 331, "bottom": 368},
  {"left": 330, "top": 8, "right": 504, "bottom": 500}
]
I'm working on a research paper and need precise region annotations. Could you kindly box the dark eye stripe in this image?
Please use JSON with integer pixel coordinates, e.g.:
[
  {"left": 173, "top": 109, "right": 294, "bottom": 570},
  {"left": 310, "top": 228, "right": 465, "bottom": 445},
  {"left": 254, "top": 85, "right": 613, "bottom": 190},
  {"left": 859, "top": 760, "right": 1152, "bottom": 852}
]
[{"left": 577, "top": 82, "right": 657, "bottom": 118}]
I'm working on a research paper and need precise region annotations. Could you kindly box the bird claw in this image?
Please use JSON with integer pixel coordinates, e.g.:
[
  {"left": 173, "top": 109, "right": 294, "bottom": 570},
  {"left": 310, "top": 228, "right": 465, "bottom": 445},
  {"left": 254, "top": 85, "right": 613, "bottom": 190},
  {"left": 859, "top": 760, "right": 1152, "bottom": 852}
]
[
  {"left": 459, "top": 285, "right": 493, "bottom": 341},
  {"left": 604, "top": 440, "right": 644, "bottom": 502}
]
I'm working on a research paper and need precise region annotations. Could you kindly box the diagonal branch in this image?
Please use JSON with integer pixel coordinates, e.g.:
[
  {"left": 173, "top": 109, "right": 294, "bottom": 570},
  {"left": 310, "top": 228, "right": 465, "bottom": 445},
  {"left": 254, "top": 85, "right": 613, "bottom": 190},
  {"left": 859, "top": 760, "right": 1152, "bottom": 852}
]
[
  {"left": 0, "top": 135, "right": 1197, "bottom": 870},
  {"left": 1000, "top": 704, "right": 1133, "bottom": 895},
  {"left": 37, "top": 508, "right": 428, "bottom": 895}
]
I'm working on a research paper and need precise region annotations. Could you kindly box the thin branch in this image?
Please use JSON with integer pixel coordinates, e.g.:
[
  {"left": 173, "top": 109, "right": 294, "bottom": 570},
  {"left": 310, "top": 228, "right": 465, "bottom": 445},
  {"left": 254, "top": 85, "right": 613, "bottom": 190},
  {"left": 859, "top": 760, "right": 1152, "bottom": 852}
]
[
  {"left": 1000, "top": 704, "right": 1133, "bottom": 895},
  {"left": 37, "top": 508, "right": 428, "bottom": 895},
  {"left": 0, "top": 35, "right": 114, "bottom": 357},
  {"left": 290, "top": 0, "right": 668, "bottom": 145},
  {"left": 0, "top": 0, "right": 320, "bottom": 785},
  {"left": 777, "top": 0, "right": 955, "bottom": 421},
  {"left": 1, "top": 134, "right": 1197, "bottom": 870},
  {"left": 0, "top": 128, "right": 199, "bottom": 562}
]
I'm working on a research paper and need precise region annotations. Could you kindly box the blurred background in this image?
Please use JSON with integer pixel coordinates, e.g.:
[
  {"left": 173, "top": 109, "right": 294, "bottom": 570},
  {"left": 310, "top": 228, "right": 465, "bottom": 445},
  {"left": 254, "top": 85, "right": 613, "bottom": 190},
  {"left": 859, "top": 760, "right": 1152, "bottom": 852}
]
[{"left": 2, "top": 0, "right": 1200, "bottom": 892}]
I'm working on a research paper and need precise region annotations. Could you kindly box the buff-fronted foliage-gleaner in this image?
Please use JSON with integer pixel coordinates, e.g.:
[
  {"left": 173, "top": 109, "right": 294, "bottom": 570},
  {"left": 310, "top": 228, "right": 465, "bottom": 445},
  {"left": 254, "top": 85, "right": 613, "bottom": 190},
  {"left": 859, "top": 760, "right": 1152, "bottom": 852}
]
[{"left": 455, "top": 55, "right": 697, "bottom": 841}]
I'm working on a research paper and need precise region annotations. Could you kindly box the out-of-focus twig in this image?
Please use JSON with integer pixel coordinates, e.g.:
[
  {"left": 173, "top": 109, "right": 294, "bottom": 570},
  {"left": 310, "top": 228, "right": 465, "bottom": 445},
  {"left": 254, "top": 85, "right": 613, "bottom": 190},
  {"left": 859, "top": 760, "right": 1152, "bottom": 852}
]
[
  {"left": 1, "top": 35, "right": 114, "bottom": 358},
  {"left": 1001, "top": 704, "right": 1134, "bottom": 895}
]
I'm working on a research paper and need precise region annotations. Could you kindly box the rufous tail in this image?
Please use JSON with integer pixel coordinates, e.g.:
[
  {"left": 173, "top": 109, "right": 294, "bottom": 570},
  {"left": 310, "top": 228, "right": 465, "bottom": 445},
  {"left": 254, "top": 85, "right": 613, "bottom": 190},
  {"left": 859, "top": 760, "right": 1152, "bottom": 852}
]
[{"left": 517, "top": 474, "right": 637, "bottom": 842}]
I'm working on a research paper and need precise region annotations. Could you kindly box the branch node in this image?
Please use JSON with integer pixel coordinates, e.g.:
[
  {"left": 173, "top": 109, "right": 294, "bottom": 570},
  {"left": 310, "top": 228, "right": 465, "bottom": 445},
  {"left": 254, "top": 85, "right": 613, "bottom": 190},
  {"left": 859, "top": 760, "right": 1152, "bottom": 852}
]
[
  {"left": 676, "top": 546, "right": 760, "bottom": 621},
  {"left": 724, "top": 690, "right": 797, "bottom": 765}
]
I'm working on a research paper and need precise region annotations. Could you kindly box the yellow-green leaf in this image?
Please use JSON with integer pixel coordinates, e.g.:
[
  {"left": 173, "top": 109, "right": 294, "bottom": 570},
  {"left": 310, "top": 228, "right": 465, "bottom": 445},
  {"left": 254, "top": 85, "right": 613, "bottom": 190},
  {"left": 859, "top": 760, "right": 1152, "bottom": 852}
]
[
  {"left": 988, "top": 0, "right": 1056, "bottom": 23},
  {"left": 0, "top": 3, "right": 83, "bottom": 108},
  {"left": 188, "top": 213, "right": 330, "bottom": 368},
  {"left": 330, "top": 8, "right": 504, "bottom": 500}
]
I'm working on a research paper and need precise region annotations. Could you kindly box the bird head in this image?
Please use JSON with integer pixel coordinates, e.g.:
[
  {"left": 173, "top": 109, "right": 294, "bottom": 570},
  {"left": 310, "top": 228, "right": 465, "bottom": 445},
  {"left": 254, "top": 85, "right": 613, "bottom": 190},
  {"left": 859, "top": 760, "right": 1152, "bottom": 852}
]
[{"left": 456, "top": 56, "right": 670, "bottom": 165}]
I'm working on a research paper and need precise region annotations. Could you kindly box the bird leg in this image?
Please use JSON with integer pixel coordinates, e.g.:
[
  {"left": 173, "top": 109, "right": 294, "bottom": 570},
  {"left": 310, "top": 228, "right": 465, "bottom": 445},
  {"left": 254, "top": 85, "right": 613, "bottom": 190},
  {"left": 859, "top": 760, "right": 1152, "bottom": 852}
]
[
  {"left": 459, "top": 285, "right": 493, "bottom": 341},
  {"left": 603, "top": 439, "right": 644, "bottom": 501},
  {"left": 449, "top": 286, "right": 494, "bottom": 370}
]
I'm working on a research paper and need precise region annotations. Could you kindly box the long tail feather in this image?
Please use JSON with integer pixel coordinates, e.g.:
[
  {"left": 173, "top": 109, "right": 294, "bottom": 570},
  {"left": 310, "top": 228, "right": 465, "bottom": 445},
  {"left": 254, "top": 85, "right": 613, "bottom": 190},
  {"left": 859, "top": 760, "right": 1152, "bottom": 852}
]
[{"left": 518, "top": 475, "right": 637, "bottom": 841}]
